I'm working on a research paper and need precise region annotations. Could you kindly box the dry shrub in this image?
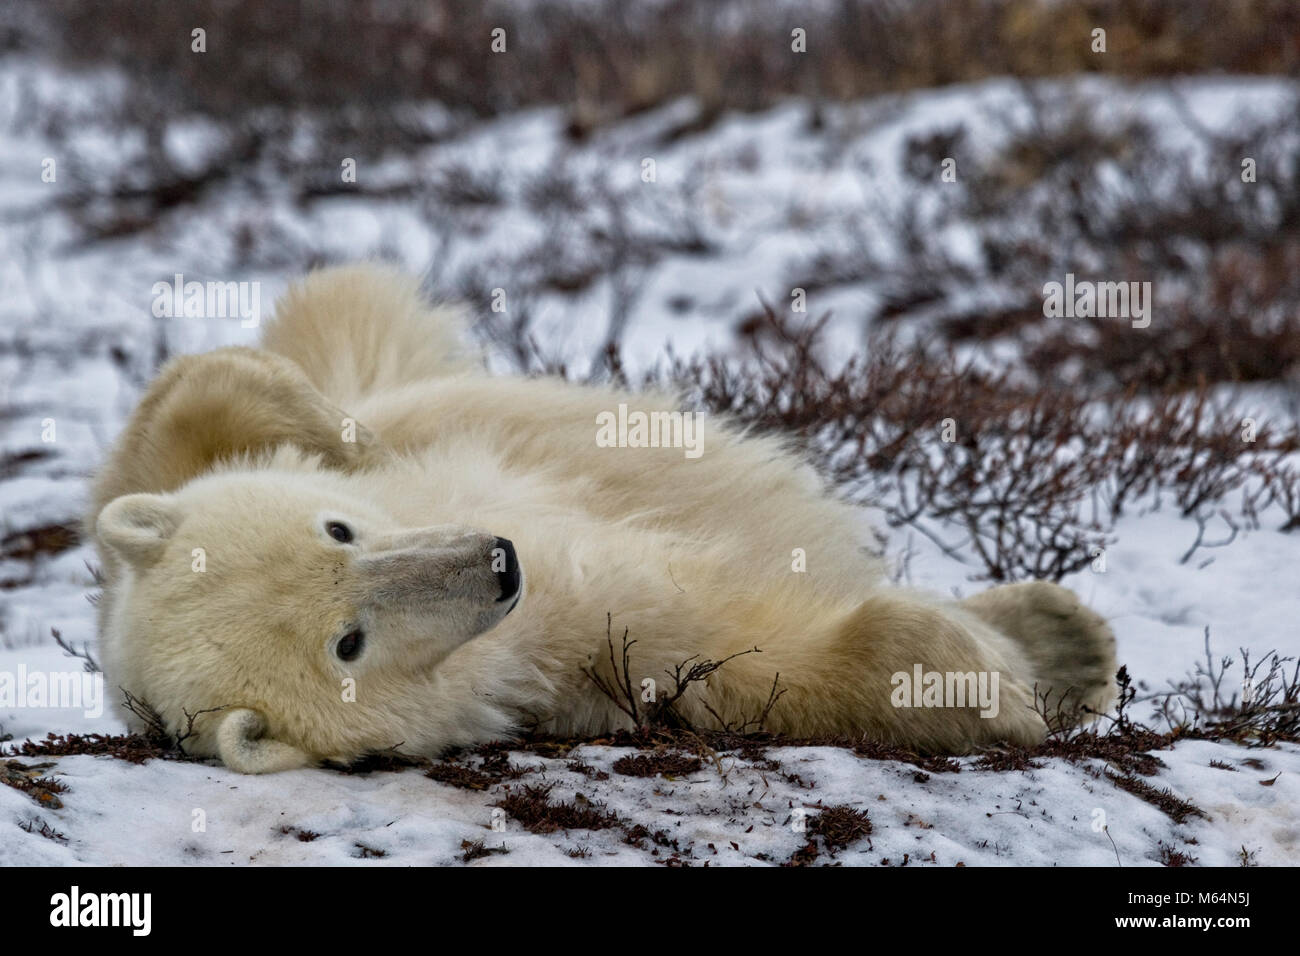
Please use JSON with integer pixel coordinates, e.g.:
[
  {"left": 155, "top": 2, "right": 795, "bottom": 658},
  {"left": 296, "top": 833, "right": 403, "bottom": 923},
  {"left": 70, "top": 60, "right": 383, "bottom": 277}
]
[
  {"left": 836, "top": 89, "right": 1300, "bottom": 393},
  {"left": 31, "top": 0, "right": 1300, "bottom": 132},
  {"left": 1152, "top": 630, "right": 1300, "bottom": 746},
  {"left": 647, "top": 306, "right": 1300, "bottom": 582}
]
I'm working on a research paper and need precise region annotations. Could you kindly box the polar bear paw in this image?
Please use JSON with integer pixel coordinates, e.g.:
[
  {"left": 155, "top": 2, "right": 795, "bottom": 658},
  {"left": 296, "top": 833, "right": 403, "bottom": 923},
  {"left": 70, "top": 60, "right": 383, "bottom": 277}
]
[{"left": 963, "top": 581, "right": 1118, "bottom": 728}]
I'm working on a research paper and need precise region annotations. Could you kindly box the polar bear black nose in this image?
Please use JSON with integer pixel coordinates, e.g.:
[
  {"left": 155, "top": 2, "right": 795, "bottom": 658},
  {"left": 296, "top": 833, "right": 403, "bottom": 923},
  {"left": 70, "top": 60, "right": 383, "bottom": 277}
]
[{"left": 492, "top": 537, "right": 521, "bottom": 603}]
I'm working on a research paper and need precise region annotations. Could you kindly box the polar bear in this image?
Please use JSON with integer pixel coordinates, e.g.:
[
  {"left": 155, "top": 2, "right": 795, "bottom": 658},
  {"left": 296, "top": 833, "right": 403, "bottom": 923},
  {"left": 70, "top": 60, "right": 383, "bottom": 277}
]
[{"left": 87, "top": 265, "right": 1117, "bottom": 773}]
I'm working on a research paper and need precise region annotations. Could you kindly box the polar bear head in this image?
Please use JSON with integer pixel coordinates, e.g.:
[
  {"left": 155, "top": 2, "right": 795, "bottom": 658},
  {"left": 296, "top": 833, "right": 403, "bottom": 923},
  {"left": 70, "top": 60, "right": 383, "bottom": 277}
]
[{"left": 93, "top": 466, "right": 523, "bottom": 773}]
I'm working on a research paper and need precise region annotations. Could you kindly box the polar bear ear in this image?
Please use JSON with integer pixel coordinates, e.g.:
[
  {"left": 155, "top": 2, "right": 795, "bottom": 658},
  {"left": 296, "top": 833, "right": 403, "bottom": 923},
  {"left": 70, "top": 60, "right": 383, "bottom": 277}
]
[
  {"left": 216, "top": 708, "right": 312, "bottom": 774},
  {"left": 96, "top": 493, "right": 181, "bottom": 568}
]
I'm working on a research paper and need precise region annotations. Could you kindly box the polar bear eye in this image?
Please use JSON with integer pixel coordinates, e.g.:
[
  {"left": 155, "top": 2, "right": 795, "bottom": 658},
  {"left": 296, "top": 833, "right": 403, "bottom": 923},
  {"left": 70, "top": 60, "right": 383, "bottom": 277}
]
[
  {"left": 326, "top": 521, "right": 354, "bottom": 543},
  {"left": 336, "top": 629, "right": 364, "bottom": 661}
]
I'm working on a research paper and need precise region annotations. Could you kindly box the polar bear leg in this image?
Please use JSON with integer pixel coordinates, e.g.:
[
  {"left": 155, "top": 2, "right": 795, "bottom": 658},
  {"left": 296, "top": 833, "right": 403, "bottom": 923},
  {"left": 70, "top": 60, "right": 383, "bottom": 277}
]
[
  {"left": 706, "top": 592, "right": 1049, "bottom": 752},
  {"left": 260, "top": 265, "right": 473, "bottom": 407},
  {"left": 89, "top": 346, "right": 380, "bottom": 520}
]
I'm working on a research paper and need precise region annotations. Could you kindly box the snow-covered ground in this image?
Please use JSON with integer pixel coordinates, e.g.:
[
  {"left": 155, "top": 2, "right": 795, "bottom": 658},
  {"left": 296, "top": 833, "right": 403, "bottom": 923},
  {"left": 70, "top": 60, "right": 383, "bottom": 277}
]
[
  {"left": 2, "top": 58, "right": 1298, "bottom": 865},
  {"left": 5, "top": 738, "right": 1296, "bottom": 866}
]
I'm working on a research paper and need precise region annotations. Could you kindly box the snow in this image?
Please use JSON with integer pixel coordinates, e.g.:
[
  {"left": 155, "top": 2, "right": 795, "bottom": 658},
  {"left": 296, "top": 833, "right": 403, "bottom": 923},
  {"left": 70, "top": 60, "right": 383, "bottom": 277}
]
[
  {"left": 4, "top": 738, "right": 1294, "bottom": 866},
  {"left": 2, "top": 57, "right": 1298, "bottom": 865}
]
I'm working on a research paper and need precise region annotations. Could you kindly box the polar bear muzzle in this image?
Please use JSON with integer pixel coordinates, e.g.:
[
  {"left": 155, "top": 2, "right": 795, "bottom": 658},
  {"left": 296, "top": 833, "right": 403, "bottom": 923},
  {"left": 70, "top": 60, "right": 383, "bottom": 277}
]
[
  {"left": 355, "top": 527, "right": 525, "bottom": 642},
  {"left": 357, "top": 529, "right": 522, "bottom": 604}
]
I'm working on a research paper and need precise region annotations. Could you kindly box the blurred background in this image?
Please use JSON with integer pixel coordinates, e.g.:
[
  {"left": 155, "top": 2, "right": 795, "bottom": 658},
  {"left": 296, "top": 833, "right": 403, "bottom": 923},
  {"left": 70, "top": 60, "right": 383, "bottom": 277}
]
[
  {"left": 3, "top": 1, "right": 1300, "bottom": 715},
  {"left": 4, "top": 0, "right": 1300, "bottom": 386}
]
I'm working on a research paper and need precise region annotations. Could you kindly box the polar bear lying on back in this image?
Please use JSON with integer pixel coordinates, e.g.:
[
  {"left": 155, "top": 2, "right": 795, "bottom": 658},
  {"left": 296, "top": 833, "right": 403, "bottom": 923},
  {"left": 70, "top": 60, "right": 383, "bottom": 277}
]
[{"left": 88, "top": 266, "right": 1116, "bottom": 773}]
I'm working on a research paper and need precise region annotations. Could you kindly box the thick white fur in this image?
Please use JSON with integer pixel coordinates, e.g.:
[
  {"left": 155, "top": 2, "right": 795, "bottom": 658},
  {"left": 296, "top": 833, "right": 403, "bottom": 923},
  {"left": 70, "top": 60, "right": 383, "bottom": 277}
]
[{"left": 88, "top": 265, "right": 1117, "bottom": 772}]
